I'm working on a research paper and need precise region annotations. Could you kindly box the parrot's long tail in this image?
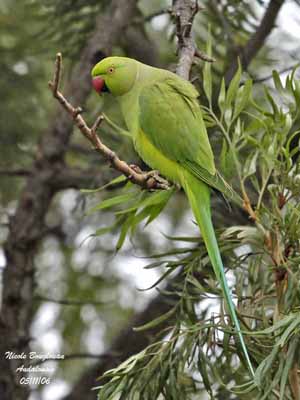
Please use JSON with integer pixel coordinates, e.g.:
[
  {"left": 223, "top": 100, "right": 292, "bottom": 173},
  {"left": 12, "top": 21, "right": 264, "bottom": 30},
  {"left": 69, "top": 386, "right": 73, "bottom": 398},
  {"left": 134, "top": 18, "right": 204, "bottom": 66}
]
[{"left": 181, "top": 171, "right": 255, "bottom": 379}]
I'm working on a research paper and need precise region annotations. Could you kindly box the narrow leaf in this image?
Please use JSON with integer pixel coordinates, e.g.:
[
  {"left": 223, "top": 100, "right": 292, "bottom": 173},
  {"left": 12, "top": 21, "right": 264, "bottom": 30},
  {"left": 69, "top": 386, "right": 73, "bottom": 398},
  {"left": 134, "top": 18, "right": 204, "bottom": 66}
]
[
  {"left": 133, "top": 306, "right": 176, "bottom": 332},
  {"left": 203, "top": 29, "right": 213, "bottom": 104}
]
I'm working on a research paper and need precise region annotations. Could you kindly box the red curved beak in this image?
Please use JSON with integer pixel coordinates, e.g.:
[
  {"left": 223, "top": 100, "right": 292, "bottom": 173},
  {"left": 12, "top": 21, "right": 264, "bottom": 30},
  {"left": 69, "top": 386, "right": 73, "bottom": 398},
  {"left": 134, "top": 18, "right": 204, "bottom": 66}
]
[{"left": 92, "top": 76, "right": 105, "bottom": 93}]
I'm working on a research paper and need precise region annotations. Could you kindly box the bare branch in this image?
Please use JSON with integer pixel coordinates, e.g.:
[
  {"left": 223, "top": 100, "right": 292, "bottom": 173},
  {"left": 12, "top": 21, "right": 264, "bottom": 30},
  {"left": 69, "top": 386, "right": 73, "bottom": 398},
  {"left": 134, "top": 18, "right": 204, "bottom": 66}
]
[
  {"left": 194, "top": 48, "right": 215, "bottom": 63},
  {"left": 172, "top": 0, "right": 214, "bottom": 79},
  {"left": 225, "top": 0, "right": 285, "bottom": 83},
  {"left": 253, "top": 63, "right": 299, "bottom": 84},
  {"left": 49, "top": 53, "right": 171, "bottom": 191},
  {"left": 52, "top": 52, "right": 62, "bottom": 94},
  {"left": 40, "top": 224, "right": 67, "bottom": 241},
  {"left": 172, "top": 0, "right": 199, "bottom": 79},
  {"left": 0, "top": 168, "right": 31, "bottom": 177},
  {"left": 35, "top": 296, "right": 110, "bottom": 307}
]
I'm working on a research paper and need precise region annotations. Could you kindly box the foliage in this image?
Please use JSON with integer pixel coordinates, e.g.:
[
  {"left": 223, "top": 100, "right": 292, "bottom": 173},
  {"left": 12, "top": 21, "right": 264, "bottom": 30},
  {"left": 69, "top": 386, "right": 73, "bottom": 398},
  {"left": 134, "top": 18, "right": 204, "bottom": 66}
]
[
  {"left": 85, "top": 176, "right": 176, "bottom": 251},
  {"left": 39, "top": 0, "right": 107, "bottom": 58}
]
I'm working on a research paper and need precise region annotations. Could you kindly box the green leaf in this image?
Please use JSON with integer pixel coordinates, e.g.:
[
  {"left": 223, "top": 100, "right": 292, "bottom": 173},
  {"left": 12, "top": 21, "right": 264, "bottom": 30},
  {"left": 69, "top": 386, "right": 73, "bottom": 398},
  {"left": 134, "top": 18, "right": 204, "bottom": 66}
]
[
  {"left": 279, "top": 337, "right": 298, "bottom": 399},
  {"left": 198, "top": 349, "right": 214, "bottom": 399},
  {"left": 277, "top": 313, "right": 300, "bottom": 347},
  {"left": 243, "top": 151, "right": 258, "bottom": 179},
  {"left": 203, "top": 28, "right": 213, "bottom": 104},
  {"left": 93, "top": 222, "right": 119, "bottom": 237},
  {"left": 133, "top": 306, "right": 177, "bottom": 332},
  {"left": 115, "top": 191, "right": 147, "bottom": 215},
  {"left": 254, "top": 345, "right": 280, "bottom": 387},
  {"left": 116, "top": 212, "right": 136, "bottom": 250},
  {"left": 272, "top": 70, "right": 285, "bottom": 95},
  {"left": 81, "top": 174, "right": 127, "bottom": 193},
  {"left": 138, "top": 187, "right": 174, "bottom": 209},
  {"left": 260, "top": 358, "right": 285, "bottom": 400},
  {"left": 186, "top": 275, "right": 206, "bottom": 293},
  {"left": 233, "top": 79, "right": 252, "bottom": 119},
  {"left": 251, "top": 313, "right": 295, "bottom": 336},
  {"left": 86, "top": 191, "right": 137, "bottom": 214},
  {"left": 225, "top": 59, "right": 242, "bottom": 110},
  {"left": 138, "top": 264, "right": 179, "bottom": 291},
  {"left": 218, "top": 77, "right": 226, "bottom": 116},
  {"left": 130, "top": 206, "right": 153, "bottom": 234},
  {"left": 264, "top": 86, "right": 279, "bottom": 115},
  {"left": 103, "top": 350, "right": 147, "bottom": 376},
  {"left": 220, "top": 138, "right": 236, "bottom": 178},
  {"left": 145, "top": 202, "right": 168, "bottom": 225}
]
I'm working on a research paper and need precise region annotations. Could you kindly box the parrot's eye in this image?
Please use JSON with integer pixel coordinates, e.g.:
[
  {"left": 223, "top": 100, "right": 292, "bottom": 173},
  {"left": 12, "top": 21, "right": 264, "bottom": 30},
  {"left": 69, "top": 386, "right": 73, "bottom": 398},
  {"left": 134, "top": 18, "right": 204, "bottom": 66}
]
[{"left": 107, "top": 66, "right": 115, "bottom": 74}]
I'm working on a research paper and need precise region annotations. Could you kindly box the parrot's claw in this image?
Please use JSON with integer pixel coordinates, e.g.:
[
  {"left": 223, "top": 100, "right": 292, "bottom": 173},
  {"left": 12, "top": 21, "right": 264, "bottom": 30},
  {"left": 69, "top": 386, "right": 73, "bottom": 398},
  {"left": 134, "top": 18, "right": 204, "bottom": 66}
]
[
  {"left": 129, "top": 164, "right": 143, "bottom": 174},
  {"left": 144, "top": 169, "right": 160, "bottom": 179},
  {"left": 144, "top": 170, "right": 170, "bottom": 191},
  {"left": 128, "top": 166, "right": 171, "bottom": 190}
]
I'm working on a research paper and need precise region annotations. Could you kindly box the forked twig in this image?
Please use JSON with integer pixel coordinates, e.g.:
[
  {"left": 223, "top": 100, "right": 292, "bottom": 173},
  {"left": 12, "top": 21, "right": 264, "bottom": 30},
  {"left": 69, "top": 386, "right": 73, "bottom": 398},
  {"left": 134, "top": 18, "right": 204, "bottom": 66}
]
[{"left": 48, "top": 53, "right": 171, "bottom": 191}]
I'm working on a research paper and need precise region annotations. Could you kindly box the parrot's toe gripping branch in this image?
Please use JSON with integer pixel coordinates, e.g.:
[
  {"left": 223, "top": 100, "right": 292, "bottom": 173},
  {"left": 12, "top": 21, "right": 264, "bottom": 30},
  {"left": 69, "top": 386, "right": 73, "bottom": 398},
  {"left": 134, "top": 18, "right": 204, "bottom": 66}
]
[
  {"left": 129, "top": 164, "right": 143, "bottom": 174},
  {"left": 143, "top": 170, "right": 170, "bottom": 191},
  {"left": 48, "top": 53, "right": 172, "bottom": 192},
  {"left": 127, "top": 166, "right": 170, "bottom": 190}
]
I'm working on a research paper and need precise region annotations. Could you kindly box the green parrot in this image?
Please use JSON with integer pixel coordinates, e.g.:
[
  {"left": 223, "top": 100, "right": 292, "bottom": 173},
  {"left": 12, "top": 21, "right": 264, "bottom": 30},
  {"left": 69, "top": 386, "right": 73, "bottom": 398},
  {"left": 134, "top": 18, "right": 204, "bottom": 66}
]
[{"left": 91, "top": 57, "right": 255, "bottom": 378}]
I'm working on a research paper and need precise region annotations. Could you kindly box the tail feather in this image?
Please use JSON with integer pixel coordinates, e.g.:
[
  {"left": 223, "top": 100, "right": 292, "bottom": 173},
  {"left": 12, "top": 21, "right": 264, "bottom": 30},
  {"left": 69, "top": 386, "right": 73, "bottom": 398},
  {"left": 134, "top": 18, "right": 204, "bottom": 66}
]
[{"left": 182, "top": 171, "right": 255, "bottom": 379}]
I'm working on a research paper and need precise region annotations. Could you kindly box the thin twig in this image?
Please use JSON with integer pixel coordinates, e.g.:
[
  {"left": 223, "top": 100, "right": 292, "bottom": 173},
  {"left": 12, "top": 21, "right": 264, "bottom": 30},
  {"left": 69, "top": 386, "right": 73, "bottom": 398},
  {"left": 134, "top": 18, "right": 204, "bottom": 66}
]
[
  {"left": 253, "top": 64, "right": 300, "bottom": 84},
  {"left": 0, "top": 168, "right": 31, "bottom": 177},
  {"left": 225, "top": 0, "right": 285, "bottom": 83},
  {"left": 48, "top": 54, "right": 171, "bottom": 191},
  {"left": 194, "top": 49, "right": 215, "bottom": 63},
  {"left": 35, "top": 295, "right": 111, "bottom": 307}
]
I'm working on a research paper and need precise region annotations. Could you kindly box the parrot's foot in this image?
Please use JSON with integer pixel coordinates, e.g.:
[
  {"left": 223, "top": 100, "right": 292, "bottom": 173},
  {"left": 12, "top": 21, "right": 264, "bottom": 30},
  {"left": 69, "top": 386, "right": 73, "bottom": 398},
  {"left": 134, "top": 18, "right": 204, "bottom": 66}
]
[
  {"left": 143, "top": 170, "right": 170, "bottom": 191},
  {"left": 129, "top": 164, "right": 143, "bottom": 174},
  {"left": 129, "top": 165, "right": 171, "bottom": 190}
]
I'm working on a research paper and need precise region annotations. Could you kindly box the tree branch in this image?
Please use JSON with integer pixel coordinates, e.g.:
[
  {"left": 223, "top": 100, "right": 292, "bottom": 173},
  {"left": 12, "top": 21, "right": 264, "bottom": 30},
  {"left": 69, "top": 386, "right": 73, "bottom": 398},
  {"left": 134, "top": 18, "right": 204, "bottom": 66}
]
[
  {"left": 35, "top": 296, "right": 110, "bottom": 307},
  {"left": 0, "top": 168, "right": 31, "bottom": 177},
  {"left": 172, "top": 0, "right": 214, "bottom": 80},
  {"left": 51, "top": 166, "right": 111, "bottom": 191},
  {"left": 225, "top": 0, "right": 285, "bottom": 83},
  {"left": 172, "top": 0, "right": 199, "bottom": 79},
  {"left": 253, "top": 63, "right": 298, "bottom": 84}
]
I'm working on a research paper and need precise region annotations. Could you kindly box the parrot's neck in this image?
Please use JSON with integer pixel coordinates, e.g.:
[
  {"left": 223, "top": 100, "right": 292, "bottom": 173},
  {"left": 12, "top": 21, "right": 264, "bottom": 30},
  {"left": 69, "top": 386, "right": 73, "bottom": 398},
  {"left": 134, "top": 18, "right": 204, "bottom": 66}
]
[{"left": 117, "top": 62, "right": 168, "bottom": 134}]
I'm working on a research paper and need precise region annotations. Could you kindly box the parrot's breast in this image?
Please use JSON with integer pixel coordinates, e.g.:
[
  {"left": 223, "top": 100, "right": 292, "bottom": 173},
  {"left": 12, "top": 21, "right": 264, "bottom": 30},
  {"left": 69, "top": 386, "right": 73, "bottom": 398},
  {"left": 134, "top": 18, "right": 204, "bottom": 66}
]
[{"left": 134, "top": 129, "right": 183, "bottom": 185}]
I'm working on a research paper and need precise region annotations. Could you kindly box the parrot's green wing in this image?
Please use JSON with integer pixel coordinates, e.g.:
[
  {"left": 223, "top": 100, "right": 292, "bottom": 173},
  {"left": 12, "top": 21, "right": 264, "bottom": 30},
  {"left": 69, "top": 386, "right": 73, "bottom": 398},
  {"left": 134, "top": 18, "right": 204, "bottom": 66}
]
[
  {"left": 139, "top": 77, "right": 215, "bottom": 175},
  {"left": 185, "top": 161, "right": 243, "bottom": 207},
  {"left": 139, "top": 78, "right": 242, "bottom": 205}
]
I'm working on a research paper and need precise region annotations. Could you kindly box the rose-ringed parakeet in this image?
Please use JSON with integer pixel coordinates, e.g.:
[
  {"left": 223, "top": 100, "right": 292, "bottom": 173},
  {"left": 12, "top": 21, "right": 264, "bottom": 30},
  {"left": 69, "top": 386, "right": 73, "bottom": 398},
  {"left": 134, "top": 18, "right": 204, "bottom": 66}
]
[{"left": 91, "top": 57, "right": 255, "bottom": 378}]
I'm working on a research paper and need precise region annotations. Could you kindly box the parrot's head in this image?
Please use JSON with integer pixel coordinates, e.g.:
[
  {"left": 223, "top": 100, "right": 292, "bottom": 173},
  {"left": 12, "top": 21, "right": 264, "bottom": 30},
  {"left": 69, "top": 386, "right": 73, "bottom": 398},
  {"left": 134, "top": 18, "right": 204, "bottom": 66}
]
[{"left": 91, "top": 56, "right": 138, "bottom": 97}]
